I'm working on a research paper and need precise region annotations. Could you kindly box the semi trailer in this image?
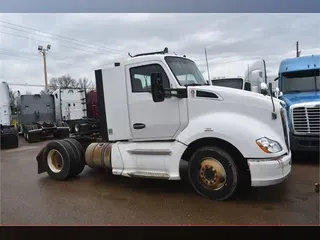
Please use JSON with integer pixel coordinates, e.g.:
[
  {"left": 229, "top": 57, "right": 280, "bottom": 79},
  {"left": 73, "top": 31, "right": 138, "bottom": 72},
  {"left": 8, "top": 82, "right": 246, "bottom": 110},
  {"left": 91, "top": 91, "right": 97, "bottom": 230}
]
[
  {"left": 36, "top": 48, "right": 292, "bottom": 201},
  {"left": 0, "top": 81, "right": 19, "bottom": 149},
  {"left": 17, "top": 94, "right": 70, "bottom": 143}
]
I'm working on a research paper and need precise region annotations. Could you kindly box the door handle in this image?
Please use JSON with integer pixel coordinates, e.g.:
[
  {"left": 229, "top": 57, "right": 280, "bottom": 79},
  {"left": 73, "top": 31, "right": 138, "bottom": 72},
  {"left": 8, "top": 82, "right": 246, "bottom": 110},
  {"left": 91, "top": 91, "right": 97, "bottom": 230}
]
[{"left": 133, "top": 123, "right": 146, "bottom": 129}]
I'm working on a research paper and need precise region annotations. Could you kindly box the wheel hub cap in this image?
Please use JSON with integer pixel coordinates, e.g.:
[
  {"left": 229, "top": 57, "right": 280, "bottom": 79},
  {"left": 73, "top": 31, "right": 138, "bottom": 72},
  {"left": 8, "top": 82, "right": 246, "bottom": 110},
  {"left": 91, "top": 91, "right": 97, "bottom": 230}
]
[
  {"left": 199, "top": 158, "right": 227, "bottom": 190},
  {"left": 47, "top": 149, "right": 64, "bottom": 173}
]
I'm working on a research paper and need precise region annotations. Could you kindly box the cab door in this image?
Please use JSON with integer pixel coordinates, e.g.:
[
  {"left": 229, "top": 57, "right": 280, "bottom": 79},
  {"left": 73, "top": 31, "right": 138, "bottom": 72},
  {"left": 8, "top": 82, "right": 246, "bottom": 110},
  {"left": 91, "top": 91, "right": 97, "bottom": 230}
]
[{"left": 126, "top": 61, "right": 181, "bottom": 140}]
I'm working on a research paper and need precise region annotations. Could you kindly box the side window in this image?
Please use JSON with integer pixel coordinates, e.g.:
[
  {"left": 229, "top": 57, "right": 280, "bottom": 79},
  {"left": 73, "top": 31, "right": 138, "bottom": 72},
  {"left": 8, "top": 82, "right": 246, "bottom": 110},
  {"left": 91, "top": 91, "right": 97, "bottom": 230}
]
[{"left": 129, "top": 64, "right": 170, "bottom": 92}]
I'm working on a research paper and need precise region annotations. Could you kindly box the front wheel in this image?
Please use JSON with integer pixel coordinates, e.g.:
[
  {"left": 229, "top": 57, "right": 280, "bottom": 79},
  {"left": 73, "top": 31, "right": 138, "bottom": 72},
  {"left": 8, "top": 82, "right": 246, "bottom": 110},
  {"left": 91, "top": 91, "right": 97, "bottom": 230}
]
[{"left": 188, "top": 146, "right": 241, "bottom": 201}]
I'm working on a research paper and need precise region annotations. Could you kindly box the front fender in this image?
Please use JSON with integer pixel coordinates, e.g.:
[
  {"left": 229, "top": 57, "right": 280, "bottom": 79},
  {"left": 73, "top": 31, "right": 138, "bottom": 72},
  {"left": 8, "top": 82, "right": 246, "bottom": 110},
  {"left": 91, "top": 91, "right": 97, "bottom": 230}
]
[{"left": 176, "top": 112, "right": 287, "bottom": 159}]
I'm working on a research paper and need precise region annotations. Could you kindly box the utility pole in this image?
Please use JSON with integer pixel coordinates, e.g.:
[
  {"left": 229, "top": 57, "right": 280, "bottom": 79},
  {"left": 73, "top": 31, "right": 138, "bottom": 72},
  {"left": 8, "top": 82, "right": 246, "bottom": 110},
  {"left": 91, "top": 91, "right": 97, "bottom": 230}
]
[
  {"left": 296, "top": 41, "right": 301, "bottom": 57},
  {"left": 204, "top": 48, "right": 211, "bottom": 83},
  {"left": 38, "top": 44, "right": 51, "bottom": 91}
]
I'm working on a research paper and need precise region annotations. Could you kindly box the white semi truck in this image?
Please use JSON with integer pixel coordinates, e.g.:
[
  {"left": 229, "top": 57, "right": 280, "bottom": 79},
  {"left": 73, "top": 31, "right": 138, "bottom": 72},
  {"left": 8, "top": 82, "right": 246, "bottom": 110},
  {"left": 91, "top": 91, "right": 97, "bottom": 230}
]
[
  {"left": 53, "top": 88, "right": 88, "bottom": 133},
  {"left": 209, "top": 60, "right": 278, "bottom": 95},
  {"left": 36, "top": 48, "right": 292, "bottom": 201},
  {"left": 0, "top": 82, "right": 19, "bottom": 148}
]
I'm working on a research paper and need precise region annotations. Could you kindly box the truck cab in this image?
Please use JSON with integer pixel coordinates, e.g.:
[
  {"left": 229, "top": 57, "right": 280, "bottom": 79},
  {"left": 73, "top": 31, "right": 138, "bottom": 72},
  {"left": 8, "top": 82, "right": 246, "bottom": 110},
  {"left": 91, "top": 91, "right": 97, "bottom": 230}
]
[
  {"left": 36, "top": 48, "right": 292, "bottom": 201},
  {"left": 274, "top": 55, "right": 320, "bottom": 152},
  {"left": 209, "top": 59, "right": 276, "bottom": 96}
]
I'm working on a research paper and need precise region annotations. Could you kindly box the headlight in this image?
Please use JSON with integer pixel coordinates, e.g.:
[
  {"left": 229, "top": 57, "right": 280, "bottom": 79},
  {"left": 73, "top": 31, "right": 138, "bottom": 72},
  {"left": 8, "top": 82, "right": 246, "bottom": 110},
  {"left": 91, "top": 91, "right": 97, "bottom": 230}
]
[{"left": 256, "top": 137, "right": 282, "bottom": 153}]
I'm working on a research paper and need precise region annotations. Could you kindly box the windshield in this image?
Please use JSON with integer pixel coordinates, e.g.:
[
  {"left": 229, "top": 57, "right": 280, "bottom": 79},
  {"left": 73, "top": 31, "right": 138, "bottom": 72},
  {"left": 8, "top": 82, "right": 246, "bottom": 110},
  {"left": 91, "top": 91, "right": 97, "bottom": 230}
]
[
  {"left": 165, "top": 56, "right": 207, "bottom": 86},
  {"left": 211, "top": 78, "right": 243, "bottom": 89},
  {"left": 282, "top": 69, "right": 319, "bottom": 93}
]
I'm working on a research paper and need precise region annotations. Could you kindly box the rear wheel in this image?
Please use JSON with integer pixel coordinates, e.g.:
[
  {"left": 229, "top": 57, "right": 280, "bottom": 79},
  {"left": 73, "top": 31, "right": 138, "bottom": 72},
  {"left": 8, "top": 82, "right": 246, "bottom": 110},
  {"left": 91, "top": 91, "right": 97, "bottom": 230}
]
[
  {"left": 25, "top": 125, "right": 39, "bottom": 143},
  {"left": 63, "top": 138, "right": 86, "bottom": 175},
  {"left": 43, "top": 140, "right": 85, "bottom": 180},
  {"left": 188, "top": 146, "right": 243, "bottom": 201}
]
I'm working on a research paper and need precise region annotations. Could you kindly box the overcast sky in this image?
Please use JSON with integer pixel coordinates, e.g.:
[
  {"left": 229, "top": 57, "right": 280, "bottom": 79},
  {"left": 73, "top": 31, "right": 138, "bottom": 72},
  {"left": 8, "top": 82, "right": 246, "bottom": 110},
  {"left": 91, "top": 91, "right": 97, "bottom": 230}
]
[{"left": 0, "top": 13, "right": 319, "bottom": 93}]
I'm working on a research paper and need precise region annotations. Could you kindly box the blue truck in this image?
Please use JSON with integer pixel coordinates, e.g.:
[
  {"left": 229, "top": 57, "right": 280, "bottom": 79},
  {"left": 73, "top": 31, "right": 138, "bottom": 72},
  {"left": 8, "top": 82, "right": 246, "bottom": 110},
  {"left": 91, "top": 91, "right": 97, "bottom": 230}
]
[{"left": 274, "top": 55, "right": 320, "bottom": 153}]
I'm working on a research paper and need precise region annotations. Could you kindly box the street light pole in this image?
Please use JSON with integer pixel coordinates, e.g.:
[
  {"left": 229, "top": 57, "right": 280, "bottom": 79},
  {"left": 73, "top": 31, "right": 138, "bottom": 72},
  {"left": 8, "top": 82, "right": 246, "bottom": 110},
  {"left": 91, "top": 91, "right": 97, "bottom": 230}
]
[{"left": 38, "top": 44, "right": 51, "bottom": 92}]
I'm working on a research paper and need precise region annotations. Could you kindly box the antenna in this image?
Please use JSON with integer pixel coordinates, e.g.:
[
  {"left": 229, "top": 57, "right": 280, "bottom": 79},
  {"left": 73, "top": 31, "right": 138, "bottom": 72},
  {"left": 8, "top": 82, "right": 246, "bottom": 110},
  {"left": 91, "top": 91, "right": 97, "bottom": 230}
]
[{"left": 204, "top": 48, "right": 210, "bottom": 82}]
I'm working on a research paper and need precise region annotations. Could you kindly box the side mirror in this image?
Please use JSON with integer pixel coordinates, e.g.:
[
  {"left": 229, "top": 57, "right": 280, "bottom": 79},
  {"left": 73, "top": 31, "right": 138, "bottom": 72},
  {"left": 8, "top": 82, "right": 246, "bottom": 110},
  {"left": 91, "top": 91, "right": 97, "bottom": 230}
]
[
  {"left": 279, "top": 91, "right": 283, "bottom": 98},
  {"left": 260, "top": 82, "right": 268, "bottom": 95},
  {"left": 150, "top": 72, "right": 165, "bottom": 102},
  {"left": 244, "top": 82, "right": 251, "bottom": 91},
  {"left": 274, "top": 87, "right": 283, "bottom": 98}
]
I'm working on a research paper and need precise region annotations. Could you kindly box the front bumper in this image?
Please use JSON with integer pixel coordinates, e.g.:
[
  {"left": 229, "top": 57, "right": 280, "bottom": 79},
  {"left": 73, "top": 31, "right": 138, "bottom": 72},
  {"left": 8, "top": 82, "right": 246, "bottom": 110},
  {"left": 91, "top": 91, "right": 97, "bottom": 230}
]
[
  {"left": 289, "top": 132, "right": 319, "bottom": 152},
  {"left": 248, "top": 152, "right": 291, "bottom": 187}
]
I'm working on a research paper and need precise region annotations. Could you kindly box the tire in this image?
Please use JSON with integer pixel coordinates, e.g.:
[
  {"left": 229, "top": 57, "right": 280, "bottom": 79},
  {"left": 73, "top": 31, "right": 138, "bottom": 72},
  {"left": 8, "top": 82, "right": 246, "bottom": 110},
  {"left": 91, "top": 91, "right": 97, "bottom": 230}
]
[
  {"left": 54, "top": 128, "right": 70, "bottom": 139},
  {"left": 9, "top": 135, "right": 19, "bottom": 148},
  {"left": 26, "top": 130, "right": 38, "bottom": 143},
  {"left": 63, "top": 138, "right": 85, "bottom": 175},
  {"left": 43, "top": 140, "right": 82, "bottom": 180},
  {"left": 188, "top": 146, "right": 242, "bottom": 201}
]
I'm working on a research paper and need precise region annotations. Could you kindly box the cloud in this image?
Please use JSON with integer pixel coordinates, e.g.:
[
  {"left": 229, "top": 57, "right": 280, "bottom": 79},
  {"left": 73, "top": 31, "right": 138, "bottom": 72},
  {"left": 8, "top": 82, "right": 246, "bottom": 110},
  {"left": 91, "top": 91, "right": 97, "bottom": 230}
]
[{"left": 0, "top": 13, "right": 319, "bottom": 93}]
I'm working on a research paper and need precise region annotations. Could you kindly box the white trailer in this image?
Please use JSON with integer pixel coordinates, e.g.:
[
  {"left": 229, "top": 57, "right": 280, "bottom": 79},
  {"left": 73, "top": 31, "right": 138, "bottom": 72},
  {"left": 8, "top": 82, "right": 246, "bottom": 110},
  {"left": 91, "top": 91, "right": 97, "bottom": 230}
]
[
  {"left": 0, "top": 82, "right": 19, "bottom": 148},
  {"left": 36, "top": 48, "right": 291, "bottom": 201},
  {"left": 53, "top": 88, "right": 87, "bottom": 132}
]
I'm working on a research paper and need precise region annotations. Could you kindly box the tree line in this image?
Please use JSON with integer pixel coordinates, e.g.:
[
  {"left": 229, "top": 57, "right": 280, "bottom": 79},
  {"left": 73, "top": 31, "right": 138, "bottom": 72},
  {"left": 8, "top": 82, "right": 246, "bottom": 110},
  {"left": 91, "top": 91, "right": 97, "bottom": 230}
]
[{"left": 41, "top": 75, "right": 95, "bottom": 95}]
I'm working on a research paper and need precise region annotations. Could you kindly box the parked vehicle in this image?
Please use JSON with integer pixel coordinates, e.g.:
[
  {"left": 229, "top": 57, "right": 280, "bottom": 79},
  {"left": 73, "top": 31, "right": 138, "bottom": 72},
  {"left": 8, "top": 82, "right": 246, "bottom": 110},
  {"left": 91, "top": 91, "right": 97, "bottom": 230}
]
[
  {"left": 274, "top": 54, "right": 320, "bottom": 152},
  {"left": 53, "top": 88, "right": 88, "bottom": 133},
  {"left": 17, "top": 94, "right": 69, "bottom": 143},
  {"left": 36, "top": 48, "right": 291, "bottom": 201},
  {"left": 86, "top": 89, "right": 99, "bottom": 119},
  {"left": 208, "top": 60, "right": 277, "bottom": 95},
  {"left": 0, "top": 82, "right": 19, "bottom": 148}
]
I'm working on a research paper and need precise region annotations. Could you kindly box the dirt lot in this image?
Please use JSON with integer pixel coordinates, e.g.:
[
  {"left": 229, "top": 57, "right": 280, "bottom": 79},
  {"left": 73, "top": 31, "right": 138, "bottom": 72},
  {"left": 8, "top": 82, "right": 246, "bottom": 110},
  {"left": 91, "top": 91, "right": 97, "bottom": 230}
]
[{"left": 0, "top": 137, "right": 319, "bottom": 225}]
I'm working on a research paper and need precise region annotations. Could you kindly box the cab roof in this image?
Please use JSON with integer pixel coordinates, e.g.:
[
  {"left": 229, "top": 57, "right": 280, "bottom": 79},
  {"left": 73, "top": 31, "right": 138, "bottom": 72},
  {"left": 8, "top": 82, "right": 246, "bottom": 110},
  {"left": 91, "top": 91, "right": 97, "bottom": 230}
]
[{"left": 279, "top": 54, "right": 320, "bottom": 73}]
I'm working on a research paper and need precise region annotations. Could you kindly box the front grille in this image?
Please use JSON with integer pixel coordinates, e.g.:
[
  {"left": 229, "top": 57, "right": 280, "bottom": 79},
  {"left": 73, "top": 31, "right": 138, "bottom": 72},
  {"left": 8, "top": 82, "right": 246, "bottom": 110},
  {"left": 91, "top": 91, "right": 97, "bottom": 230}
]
[
  {"left": 292, "top": 106, "right": 320, "bottom": 135},
  {"left": 280, "top": 108, "right": 290, "bottom": 150}
]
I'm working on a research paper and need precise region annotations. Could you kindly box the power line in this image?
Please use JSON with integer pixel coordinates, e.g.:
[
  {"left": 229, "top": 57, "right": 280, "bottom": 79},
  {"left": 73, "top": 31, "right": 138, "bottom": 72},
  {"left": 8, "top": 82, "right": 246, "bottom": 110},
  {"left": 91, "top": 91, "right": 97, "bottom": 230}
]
[
  {"left": 0, "top": 30, "right": 105, "bottom": 55},
  {"left": 0, "top": 20, "right": 126, "bottom": 55},
  {"left": 0, "top": 51, "right": 39, "bottom": 60},
  {"left": 0, "top": 22, "right": 126, "bottom": 56}
]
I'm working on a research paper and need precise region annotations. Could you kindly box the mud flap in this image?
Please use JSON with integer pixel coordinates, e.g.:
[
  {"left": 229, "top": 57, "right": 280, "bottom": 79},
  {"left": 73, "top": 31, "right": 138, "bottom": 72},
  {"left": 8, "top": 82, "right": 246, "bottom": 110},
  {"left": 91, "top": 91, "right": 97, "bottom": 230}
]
[{"left": 36, "top": 147, "right": 47, "bottom": 174}]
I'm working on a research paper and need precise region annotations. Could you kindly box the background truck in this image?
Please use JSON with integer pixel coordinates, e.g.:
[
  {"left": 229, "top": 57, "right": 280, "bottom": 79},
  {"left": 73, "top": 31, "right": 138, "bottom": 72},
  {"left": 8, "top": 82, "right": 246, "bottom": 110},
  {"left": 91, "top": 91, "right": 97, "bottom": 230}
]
[
  {"left": 36, "top": 48, "right": 291, "bottom": 201},
  {"left": 17, "top": 94, "right": 69, "bottom": 143},
  {"left": 207, "top": 60, "right": 278, "bottom": 95},
  {"left": 0, "top": 81, "right": 19, "bottom": 148},
  {"left": 274, "top": 54, "right": 320, "bottom": 153},
  {"left": 53, "top": 88, "right": 88, "bottom": 133}
]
